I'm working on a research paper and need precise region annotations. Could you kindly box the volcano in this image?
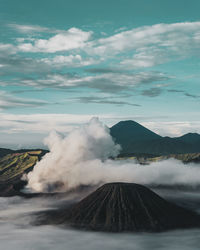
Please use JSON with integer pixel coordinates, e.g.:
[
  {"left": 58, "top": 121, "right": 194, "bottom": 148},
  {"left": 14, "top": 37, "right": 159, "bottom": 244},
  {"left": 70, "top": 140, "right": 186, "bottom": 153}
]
[
  {"left": 110, "top": 120, "right": 200, "bottom": 156},
  {"left": 38, "top": 183, "right": 200, "bottom": 232}
]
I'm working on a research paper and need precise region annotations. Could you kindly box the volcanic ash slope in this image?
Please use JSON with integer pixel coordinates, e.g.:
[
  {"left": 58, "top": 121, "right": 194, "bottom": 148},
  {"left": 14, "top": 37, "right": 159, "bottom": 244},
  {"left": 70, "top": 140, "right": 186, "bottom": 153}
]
[{"left": 37, "top": 182, "right": 200, "bottom": 232}]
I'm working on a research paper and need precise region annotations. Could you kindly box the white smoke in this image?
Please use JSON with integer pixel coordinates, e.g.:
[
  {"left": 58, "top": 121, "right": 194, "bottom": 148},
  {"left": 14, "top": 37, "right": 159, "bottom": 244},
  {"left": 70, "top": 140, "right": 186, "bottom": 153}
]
[
  {"left": 26, "top": 118, "right": 200, "bottom": 193},
  {"left": 26, "top": 117, "right": 121, "bottom": 192}
]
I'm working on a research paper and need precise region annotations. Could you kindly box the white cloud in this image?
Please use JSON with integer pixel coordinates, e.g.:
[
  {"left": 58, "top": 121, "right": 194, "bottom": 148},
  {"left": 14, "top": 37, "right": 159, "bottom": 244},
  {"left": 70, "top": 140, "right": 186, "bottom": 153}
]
[
  {"left": 2, "top": 21, "right": 200, "bottom": 97},
  {"left": 41, "top": 54, "right": 96, "bottom": 67},
  {"left": 19, "top": 71, "right": 168, "bottom": 92},
  {"left": 0, "top": 113, "right": 199, "bottom": 137},
  {"left": 0, "top": 113, "right": 121, "bottom": 134},
  {"left": 0, "top": 43, "right": 17, "bottom": 54},
  {"left": 86, "top": 22, "right": 200, "bottom": 68},
  {"left": 120, "top": 47, "right": 168, "bottom": 68},
  {"left": 4, "top": 21, "right": 200, "bottom": 74},
  {"left": 92, "top": 22, "right": 200, "bottom": 54},
  {"left": 0, "top": 114, "right": 134, "bottom": 148},
  {"left": 18, "top": 28, "right": 92, "bottom": 53},
  {"left": 142, "top": 121, "right": 200, "bottom": 137},
  {"left": 8, "top": 24, "right": 51, "bottom": 33},
  {"left": 8, "top": 23, "right": 63, "bottom": 34},
  {"left": 0, "top": 91, "right": 48, "bottom": 110},
  {"left": 0, "top": 114, "right": 199, "bottom": 148},
  {"left": 7, "top": 21, "right": 200, "bottom": 69}
]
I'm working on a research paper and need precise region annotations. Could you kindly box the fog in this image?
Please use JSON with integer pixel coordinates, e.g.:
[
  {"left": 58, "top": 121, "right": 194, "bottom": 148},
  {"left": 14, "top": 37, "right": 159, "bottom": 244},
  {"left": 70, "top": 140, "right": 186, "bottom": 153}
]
[
  {"left": 26, "top": 118, "right": 200, "bottom": 193},
  {"left": 3, "top": 117, "right": 196, "bottom": 249},
  {"left": 1, "top": 193, "right": 200, "bottom": 250}
]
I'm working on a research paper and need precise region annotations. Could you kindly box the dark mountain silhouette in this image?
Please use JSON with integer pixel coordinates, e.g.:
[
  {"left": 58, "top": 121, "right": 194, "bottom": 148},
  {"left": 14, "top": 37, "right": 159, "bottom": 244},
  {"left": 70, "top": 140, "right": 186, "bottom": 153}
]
[
  {"left": 110, "top": 121, "right": 200, "bottom": 156},
  {"left": 110, "top": 120, "right": 161, "bottom": 146},
  {"left": 0, "top": 148, "right": 13, "bottom": 158},
  {"left": 37, "top": 183, "right": 200, "bottom": 232},
  {"left": 178, "top": 133, "right": 200, "bottom": 143}
]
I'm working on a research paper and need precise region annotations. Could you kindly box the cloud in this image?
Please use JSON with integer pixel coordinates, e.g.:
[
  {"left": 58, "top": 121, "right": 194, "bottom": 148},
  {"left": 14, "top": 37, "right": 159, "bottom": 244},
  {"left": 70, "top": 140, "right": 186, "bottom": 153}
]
[
  {"left": 6, "top": 21, "right": 200, "bottom": 69},
  {"left": 120, "top": 47, "right": 168, "bottom": 69},
  {"left": 15, "top": 21, "right": 200, "bottom": 69},
  {"left": 142, "top": 121, "right": 200, "bottom": 137},
  {"left": 8, "top": 23, "right": 61, "bottom": 34},
  {"left": 0, "top": 113, "right": 121, "bottom": 134},
  {"left": 4, "top": 21, "right": 200, "bottom": 95},
  {"left": 0, "top": 114, "right": 136, "bottom": 148},
  {"left": 0, "top": 43, "right": 17, "bottom": 55},
  {"left": 0, "top": 91, "right": 48, "bottom": 110},
  {"left": 0, "top": 114, "right": 199, "bottom": 148},
  {"left": 168, "top": 90, "right": 200, "bottom": 99},
  {"left": 167, "top": 89, "right": 184, "bottom": 93},
  {"left": 18, "top": 28, "right": 92, "bottom": 53},
  {"left": 184, "top": 93, "right": 200, "bottom": 99},
  {"left": 41, "top": 54, "right": 96, "bottom": 67},
  {"left": 1, "top": 113, "right": 172, "bottom": 137},
  {"left": 17, "top": 71, "right": 168, "bottom": 93},
  {"left": 0, "top": 112, "right": 199, "bottom": 139},
  {"left": 86, "top": 22, "right": 200, "bottom": 68},
  {"left": 2, "top": 21, "right": 200, "bottom": 102},
  {"left": 0, "top": 53, "right": 51, "bottom": 75},
  {"left": 70, "top": 96, "right": 141, "bottom": 107},
  {"left": 85, "top": 68, "right": 121, "bottom": 74},
  {"left": 0, "top": 52, "right": 96, "bottom": 77},
  {"left": 141, "top": 87, "right": 163, "bottom": 97}
]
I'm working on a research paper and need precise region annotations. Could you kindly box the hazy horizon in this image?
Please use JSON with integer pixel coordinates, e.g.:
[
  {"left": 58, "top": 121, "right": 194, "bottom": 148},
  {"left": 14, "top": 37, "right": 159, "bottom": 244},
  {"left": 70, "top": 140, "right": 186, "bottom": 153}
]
[{"left": 1, "top": 118, "right": 200, "bottom": 150}]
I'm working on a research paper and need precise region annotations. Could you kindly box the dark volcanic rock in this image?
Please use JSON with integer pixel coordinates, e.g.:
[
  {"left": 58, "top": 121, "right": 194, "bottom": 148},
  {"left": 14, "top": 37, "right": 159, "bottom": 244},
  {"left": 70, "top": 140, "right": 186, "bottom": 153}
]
[
  {"left": 0, "top": 179, "right": 27, "bottom": 197},
  {"left": 38, "top": 183, "right": 200, "bottom": 232}
]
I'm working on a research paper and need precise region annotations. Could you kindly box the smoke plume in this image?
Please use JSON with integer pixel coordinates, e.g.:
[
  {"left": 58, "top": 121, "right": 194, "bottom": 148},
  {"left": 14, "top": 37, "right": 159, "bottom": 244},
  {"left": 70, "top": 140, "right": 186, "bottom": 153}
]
[{"left": 26, "top": 118, "right": 200, "bottom": 193}]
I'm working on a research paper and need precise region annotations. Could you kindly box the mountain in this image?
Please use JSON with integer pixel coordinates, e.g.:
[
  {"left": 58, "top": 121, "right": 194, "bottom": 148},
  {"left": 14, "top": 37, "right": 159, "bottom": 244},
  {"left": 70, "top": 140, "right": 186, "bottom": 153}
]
[
  {"left": 137, "top": 153, "right": 200, "bottom": 165},
  {"left": 37, "top": 182, "right": 200, "bottom": 232},
  {"left": 110, "top": 121, "right": 200, "bottom": 156},
  {"left": 0, "top": 147, "right": 48, "bottom": 158},
  {"left": 110, "top": 120, "right": 161, "bottom": 146},
  {"left": 178, "top": 133, "right": 200, "bottom": 143},
  {"left": 0, "top": 148, "right": 14, "bottom": 158},
  {"left": 0, "top": 150, "right": 48, "bottom": 196}
]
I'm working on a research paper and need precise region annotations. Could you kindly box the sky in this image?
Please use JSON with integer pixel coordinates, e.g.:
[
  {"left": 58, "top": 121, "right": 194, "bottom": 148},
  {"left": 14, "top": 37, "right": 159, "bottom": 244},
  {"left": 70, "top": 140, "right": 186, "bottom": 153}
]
[{"left": 0, "top": 0, "right": 200, "bottom": 148}]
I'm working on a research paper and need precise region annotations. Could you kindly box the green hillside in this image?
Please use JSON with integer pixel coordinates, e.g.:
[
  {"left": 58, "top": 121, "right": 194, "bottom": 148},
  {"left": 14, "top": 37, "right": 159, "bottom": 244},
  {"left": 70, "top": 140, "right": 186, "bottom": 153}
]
[
  {"left": 117, "top": 153, "right": 200, "bottom": 164},
  {"left": 0, "top": 150, "right": 47, "bottom": 196},
  {"left": 0, "top": 151, "right": 43, "bottom": 182}
]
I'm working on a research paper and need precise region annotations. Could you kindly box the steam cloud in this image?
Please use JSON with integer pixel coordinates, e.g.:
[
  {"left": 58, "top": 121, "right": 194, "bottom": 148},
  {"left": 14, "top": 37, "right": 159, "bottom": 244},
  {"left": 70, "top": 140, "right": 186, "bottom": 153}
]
[{"left": 26, "top": 118, "right": 200, "bottom": 193}]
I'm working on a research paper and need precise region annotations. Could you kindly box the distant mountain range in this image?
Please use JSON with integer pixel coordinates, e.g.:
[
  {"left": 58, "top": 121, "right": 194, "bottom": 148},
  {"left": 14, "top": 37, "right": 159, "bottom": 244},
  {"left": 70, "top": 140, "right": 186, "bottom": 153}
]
[
  {"left": 0, "top": 120, "right": 199, "bottom": 158},
  {"left": 110, "top": 120, "right": 200, "bottom": 156}
]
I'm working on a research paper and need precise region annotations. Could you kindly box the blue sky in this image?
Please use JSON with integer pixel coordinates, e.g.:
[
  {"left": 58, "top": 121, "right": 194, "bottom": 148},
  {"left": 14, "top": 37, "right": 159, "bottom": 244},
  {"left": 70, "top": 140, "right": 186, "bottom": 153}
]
[{"left": 0, "top": 0, "right": 200, "bottom": 148}]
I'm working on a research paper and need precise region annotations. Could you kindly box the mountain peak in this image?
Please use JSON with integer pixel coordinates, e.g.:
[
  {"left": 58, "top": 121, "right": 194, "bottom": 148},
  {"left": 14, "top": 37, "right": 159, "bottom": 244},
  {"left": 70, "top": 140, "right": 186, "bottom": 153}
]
[
  {"left": 110, "top": 120, "right": 161, "bottom": 154},
  {"left": 39, "top": 182, "right": 200, "bottom": 232},
  {"left": 115, "top": 120, "right": 141, "bottom": 125},
  {"left": 178, "top": 133, "right": 200, "bottom": 143},
  {"left": 112, "top": 120, "right": 146, "bottom": 129},
  {"left": 181, "top": 132, "right": 200, "bottom": 137},
  {"left": 110, "top": 120, "right": 161, "bottom": 137}
]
